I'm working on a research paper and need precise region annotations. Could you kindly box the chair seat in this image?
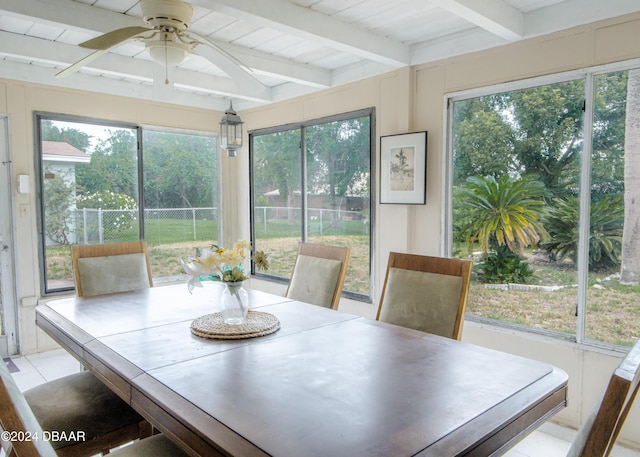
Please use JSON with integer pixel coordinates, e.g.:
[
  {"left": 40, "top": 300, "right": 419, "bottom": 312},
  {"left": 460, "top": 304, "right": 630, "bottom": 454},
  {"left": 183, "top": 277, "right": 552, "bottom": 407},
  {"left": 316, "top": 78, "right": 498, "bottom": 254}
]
[
  {"left": 24, "top": 371, "right": 144, "bottom": 450},
  {"left": 2, "top": 357, "right": 190, "bottom": 457}
]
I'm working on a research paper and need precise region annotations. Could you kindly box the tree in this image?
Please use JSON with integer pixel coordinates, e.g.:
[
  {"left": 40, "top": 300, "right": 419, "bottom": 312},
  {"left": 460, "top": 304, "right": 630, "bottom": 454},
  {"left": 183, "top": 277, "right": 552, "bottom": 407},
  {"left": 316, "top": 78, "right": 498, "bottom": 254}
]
[
  {"left": 305, "top": 117, "right": 370, "bottom": 220},
  {"left": 253, "top": 129, "right": 301, "bottom": 225},
  {"left": 456, "top": 175, "right": 548, "bottom": 255},
  {"left": 591, "top": 72, "right": 628, "bottom": 200},
  {"left": 142, "top": 131, "right": 217, "bottom": 208},
  {"left": 621, "top": 69, "right": 640, "bottom": 284},
  {"left": 42, "top": 167, "right": 75, "bottom": 245},
  {"left": 509, "top": 82, "right": 584, "bottom": 197},
  {"left": 453, "top": 97, "right": 516, "bottom": 182},
  {"left": 76, "top": 129, "right": 138, "bottom": 198},
  {"left": 452, "top": 82, "right": 584, "bottom": 199},
  {"left": 40, "top": 120, "right": 91, "bottom": 151}
]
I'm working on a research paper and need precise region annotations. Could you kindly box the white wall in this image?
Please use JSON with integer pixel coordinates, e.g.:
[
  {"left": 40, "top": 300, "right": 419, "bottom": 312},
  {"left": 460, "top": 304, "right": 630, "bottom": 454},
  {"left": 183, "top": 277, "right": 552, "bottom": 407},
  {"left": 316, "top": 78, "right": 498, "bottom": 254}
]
[{"left": 2, "top": 9, "right": 640, "bottom": 449}]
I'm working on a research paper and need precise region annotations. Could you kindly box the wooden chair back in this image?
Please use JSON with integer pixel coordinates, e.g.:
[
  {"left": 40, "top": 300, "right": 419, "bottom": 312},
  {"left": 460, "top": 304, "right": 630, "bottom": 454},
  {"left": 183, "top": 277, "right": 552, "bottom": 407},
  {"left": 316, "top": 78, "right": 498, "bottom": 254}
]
[
  {"left": 0, "top": 360, "right": 58, "bottom": 457},
  {"left": 568, "top": 337, "right": 640, "bottom": 457},
  {"left": 71, "top": 241, "right": 153, "bottom": 297},
  {"left": 285, "top": 242, "right": 351, "bottom": 310},
  {"left": 376, "top": 252, "right": 472, "bottom": 340}
]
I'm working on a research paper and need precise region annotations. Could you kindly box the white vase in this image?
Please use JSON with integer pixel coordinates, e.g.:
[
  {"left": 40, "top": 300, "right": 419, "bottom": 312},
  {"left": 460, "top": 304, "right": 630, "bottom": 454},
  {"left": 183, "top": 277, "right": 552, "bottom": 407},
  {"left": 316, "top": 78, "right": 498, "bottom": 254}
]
[{"left": 220, "top": 281, "right": 249, "bottom": 324}]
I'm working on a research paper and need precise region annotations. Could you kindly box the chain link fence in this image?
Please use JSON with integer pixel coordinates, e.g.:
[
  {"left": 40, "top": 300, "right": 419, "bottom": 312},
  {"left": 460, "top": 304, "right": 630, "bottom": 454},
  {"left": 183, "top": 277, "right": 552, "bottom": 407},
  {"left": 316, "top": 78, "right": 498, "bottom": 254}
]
[
  {"left": 254, "top": 206, "right": 369, "bottom": 236},
  {"left": 70, "top": 206, "right": 366, "bottom": 245},
  {"left": 74, "top": 207, "right": 218, "bottom": 244}
]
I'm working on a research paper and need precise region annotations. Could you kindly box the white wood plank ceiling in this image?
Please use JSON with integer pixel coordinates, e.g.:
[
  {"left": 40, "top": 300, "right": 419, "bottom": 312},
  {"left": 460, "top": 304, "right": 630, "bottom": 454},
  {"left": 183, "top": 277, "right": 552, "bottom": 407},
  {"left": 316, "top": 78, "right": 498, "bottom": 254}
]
[{"left": 0, "top": 0, "right": 638, "bottom": 111}]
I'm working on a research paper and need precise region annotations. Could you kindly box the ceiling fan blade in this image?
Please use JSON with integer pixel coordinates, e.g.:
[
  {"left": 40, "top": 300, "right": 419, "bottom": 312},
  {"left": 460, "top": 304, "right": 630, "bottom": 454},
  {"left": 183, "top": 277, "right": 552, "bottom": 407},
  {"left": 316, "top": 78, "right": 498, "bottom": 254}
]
[
  {"left": 55, "top": 49, "right": 108, "bottom": 78},
  {"left": 188, "top": 32, "right": 266, "bottom": 93},
  {"left": 57, "top": 26, "right": 154, "bottom": 79},
  {"left": 80, "top": 26, "right": 152, "bottom": 50},
  {"left": 153, "top": 61, "right": 175, "bottom": 101}
]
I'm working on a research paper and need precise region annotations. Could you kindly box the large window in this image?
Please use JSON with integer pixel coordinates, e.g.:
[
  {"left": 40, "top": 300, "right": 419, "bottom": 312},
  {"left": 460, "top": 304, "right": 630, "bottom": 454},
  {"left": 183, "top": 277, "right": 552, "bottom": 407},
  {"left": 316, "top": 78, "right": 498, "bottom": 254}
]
[
  {"left": 250, "top": 109, "right": 374, "bottom": 300},
  {"left": 448, "top": 63, "right": 640, "bottom": 348},
  {"left": 37, "top": 114, "right": 218, "bottom": 294}
]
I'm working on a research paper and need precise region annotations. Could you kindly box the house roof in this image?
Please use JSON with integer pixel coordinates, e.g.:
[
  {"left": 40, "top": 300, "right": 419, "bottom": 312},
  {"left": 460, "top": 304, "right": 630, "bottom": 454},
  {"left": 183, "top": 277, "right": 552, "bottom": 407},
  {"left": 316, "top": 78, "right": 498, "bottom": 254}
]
[{"left": 42, "top": 141, "right": 91, "bottom": 163}]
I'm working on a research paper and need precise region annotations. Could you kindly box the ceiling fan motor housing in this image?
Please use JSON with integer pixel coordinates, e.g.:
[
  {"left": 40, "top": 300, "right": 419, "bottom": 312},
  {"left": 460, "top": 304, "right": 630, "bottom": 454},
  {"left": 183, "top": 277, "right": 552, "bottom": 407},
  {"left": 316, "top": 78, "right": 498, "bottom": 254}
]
[{"left": 141, "top": 0, "right": 193, "bottom": 30}]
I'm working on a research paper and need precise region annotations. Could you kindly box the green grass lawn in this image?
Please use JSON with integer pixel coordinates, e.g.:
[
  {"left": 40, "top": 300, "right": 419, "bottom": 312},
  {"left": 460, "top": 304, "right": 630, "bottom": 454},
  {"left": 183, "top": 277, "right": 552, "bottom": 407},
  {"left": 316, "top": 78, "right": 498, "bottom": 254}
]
[{"left": 44, "top": 219, "right": 640, "bottom": 347}]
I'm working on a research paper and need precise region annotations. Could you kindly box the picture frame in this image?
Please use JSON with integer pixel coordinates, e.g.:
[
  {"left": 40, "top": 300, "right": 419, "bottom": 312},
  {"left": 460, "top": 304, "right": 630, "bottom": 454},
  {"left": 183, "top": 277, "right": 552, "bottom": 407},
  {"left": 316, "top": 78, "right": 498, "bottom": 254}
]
[{"left": 380, "top": 131, "right": 427, "bottom": 204}]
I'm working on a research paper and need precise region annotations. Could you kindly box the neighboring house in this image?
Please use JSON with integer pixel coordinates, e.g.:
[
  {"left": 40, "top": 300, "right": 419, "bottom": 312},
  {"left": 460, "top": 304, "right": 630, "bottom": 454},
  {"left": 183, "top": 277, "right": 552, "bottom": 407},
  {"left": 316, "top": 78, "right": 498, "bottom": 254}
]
[
  {"left": 42, "top": 141, "right": 90, "bottom": 245},
  {"left": 262, "top": 189, "right": 368, "bottom": 213},
  {"left": 42, "top": 140, "right": 91, "bottom": 172}
]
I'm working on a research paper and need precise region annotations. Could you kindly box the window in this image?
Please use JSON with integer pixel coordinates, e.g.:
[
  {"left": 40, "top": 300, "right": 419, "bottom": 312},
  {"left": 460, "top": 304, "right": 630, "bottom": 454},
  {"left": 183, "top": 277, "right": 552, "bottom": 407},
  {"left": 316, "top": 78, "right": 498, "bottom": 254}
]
[
  {"left": 36, "top": 114, "right": 218, "bottom": 294},
  {"left": 250, "top": 109, "right": 374, "bottom": 300},
  {"left": 447, "top": 63, "right": 640, "bottom": 348}
]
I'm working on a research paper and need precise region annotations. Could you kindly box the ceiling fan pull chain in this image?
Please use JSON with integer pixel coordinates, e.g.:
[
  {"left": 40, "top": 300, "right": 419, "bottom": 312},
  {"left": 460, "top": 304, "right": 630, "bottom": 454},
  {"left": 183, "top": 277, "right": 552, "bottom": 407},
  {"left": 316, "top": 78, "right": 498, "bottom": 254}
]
[{"left": 164, "top": 34, "right": 170, "bottom": 85}]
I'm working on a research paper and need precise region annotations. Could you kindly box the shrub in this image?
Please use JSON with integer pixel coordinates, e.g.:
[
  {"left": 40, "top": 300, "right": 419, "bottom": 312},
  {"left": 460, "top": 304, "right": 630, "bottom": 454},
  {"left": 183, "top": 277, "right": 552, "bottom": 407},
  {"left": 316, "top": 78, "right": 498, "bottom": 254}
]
[
  {"left": 76, "top": 191, "right": 138, "bottom": 238},
  {"left": 475, "top": 245, "right": 534, "bottom": 284},
  {"left": 455, "top": 175, "right": 548, "bottom": 255},
  {"left": 541, "top": 195, "right": 623, "bottom": 270},
  {"left": 43, "top": 168, "right": 74, "bottom": 245}
]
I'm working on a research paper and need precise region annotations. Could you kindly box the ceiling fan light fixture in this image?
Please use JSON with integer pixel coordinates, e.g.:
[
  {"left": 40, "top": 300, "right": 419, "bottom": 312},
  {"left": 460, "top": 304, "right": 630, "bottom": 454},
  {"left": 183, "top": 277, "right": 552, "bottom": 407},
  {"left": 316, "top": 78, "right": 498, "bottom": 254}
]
[{"left": 147, "top": 39, "right": 190, "bottom": 67}]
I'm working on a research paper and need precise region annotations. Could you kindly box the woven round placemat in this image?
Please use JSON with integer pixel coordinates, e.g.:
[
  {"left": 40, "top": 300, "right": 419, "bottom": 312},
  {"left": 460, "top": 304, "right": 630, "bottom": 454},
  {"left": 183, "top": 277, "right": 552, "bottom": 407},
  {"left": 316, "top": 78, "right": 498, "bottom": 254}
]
[{"left": 191, "top": 311, "right": 280, "bottom": 339}]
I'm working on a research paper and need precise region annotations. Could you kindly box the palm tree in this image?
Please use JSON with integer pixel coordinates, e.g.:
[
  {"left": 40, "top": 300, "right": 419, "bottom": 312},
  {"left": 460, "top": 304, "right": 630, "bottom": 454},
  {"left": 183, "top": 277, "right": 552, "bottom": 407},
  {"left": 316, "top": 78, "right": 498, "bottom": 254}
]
[
  {"left": 542, "top": 195, "right": 623, "bottom": 270},
  {"left": 456, "top": 175, "right": 548, "bottom": 255}
]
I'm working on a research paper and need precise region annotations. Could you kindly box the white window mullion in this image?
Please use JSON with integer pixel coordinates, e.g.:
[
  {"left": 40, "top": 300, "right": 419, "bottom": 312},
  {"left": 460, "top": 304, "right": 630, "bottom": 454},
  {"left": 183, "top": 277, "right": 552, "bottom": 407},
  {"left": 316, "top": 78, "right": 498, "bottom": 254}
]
[
  {"left": 300, "top": 128, "right": 308, "bottom": 241},
  {"left": 575, "top": 75, "right": 595, "bottom": 345},
  {"left": 443, "top": 96, "right": 455, "bottom": 258}
]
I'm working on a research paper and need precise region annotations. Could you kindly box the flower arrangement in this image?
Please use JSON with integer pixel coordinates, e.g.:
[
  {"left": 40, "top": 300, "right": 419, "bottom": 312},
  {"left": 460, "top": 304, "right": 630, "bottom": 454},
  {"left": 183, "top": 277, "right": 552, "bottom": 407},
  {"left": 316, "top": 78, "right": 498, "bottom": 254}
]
[{"left": 181, "top": 240, "right": 268, "bottom": 292}]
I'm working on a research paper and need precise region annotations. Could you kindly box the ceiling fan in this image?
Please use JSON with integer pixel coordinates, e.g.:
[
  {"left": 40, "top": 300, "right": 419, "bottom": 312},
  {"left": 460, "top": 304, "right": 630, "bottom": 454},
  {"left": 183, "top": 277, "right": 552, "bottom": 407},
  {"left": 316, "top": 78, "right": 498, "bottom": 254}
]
[{"left": 56, "top": 0, "right": 264, "bottom": 93}]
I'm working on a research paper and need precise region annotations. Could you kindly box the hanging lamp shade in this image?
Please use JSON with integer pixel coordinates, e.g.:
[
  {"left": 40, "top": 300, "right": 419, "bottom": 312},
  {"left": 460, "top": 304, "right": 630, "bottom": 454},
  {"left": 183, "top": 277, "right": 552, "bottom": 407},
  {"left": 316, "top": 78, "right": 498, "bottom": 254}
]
[{"left": 219, "top": 101, "right": 243, "bottom": 157}]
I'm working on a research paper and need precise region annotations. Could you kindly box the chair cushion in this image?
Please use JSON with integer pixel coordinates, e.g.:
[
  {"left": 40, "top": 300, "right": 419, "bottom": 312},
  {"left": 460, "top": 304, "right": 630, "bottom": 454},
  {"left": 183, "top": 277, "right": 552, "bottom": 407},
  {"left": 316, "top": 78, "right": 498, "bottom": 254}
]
[
  {"left": 78, "top": 252, "right": 150, "bottom": 296},
  {"left": 287, "top": 255, "right": 343, "bottom": 308},
  {"left": 24, "top": 371, "right": 143, "bottom": 450},
  {"left": 110, "top": 434, "right": 190, "bottom": 456},
  {"left": 379, "top": 267, "right": 463, "bottom": 337},
  {"left": 0, "top": 359, "right": 58, "bottom": 456}
]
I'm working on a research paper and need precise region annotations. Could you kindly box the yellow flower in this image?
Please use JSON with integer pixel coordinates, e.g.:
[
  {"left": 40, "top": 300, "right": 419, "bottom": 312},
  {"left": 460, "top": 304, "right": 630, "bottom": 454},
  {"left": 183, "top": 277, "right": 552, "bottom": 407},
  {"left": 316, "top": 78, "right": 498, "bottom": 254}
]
[
  {"left": 234, "top": 240, "right": 251, "bottom": 252},
  {"left": 253, "top": 250, "right": 269, "bottom": 271},
  {"left": 183, "top": 240, "right": 260, "bottom": 290}
]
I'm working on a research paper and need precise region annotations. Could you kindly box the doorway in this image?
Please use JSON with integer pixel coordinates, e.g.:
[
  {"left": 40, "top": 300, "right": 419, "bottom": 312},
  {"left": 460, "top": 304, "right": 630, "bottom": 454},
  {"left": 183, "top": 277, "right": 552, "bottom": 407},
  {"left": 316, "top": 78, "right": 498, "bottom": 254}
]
[{"left": 0, "top": 115, "right": 18, "bottom": 356}]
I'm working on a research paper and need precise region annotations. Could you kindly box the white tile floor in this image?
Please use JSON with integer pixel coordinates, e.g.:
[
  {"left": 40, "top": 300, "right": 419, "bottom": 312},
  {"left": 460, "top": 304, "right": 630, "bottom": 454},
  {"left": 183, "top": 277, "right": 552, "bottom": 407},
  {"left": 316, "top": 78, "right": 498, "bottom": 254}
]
[{"left": 5, "top": 349, "right": 640, "bottom": 457}]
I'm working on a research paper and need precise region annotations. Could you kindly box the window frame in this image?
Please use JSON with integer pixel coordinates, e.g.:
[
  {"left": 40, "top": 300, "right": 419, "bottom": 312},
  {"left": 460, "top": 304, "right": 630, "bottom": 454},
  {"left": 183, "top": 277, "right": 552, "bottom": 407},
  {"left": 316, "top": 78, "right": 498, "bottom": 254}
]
[
  {"left": 34, "top": 112, "right": 220, "bottom": 296},
  {"left": 444, "top": 58, "right": 640, "bottom": 349},
  {"left": 249, "top": 108, "right": 376, "bottom": 303}
]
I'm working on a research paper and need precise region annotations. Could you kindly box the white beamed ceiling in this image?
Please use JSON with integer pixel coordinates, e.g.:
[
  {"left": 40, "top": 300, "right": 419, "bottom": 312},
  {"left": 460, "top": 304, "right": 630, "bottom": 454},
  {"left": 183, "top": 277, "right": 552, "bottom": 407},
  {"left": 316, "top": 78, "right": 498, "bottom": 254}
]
[{"left": 0, "top": 0, "right": 638, "bottom": 111}]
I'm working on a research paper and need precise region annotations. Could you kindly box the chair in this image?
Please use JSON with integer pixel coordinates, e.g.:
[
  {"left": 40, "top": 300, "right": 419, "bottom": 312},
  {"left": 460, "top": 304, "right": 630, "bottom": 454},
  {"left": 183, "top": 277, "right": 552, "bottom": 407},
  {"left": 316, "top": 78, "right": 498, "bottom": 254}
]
[
  {"left": 566, "top": 337, "right": 640, "bottom": 457},
  {"left": 71, "top": 241, "right": 153, "bottom": 297},
  {"left": 22, "top": 371, "right": 149, "bottom": 456},
  {"left": 22, "top": 241, "right": 154, "bottom": 455},
  {"left": 0, "top": 359, "right": 189, "bottom": 457},
  {"left": 376, "top": 252, "right": 472, "bottom": 340},
  {"left": 285, "top": 242, "right": 351, "bottom": 310}
]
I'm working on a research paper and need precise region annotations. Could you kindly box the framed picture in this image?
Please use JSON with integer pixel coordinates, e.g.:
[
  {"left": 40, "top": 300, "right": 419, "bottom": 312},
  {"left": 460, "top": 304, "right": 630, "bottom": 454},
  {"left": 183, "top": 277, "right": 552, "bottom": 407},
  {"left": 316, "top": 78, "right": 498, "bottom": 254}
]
[{"left": 380, "top": 131, "right": 427, "bottom": 204}]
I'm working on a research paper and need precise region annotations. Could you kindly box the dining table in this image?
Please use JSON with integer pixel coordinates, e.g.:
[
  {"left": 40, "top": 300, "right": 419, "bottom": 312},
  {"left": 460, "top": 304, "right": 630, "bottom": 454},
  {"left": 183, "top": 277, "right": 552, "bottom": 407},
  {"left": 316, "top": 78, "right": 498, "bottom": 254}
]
[{"left": 35, "top": 282, "right": 568, "bottom": 457}]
